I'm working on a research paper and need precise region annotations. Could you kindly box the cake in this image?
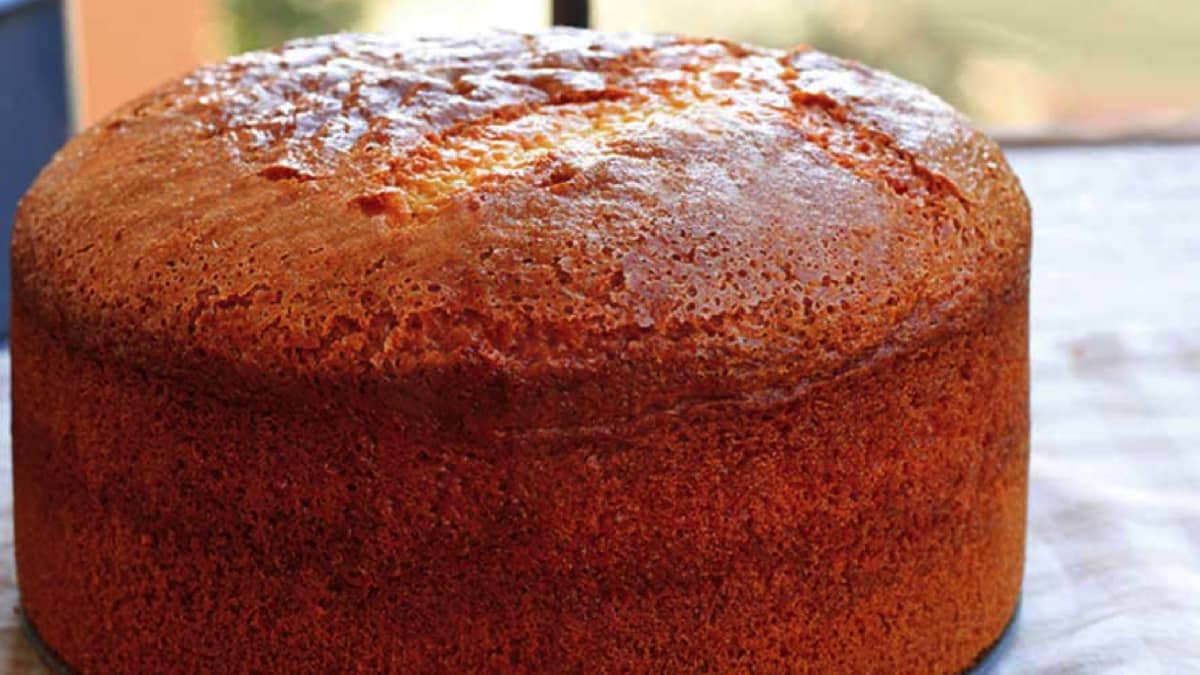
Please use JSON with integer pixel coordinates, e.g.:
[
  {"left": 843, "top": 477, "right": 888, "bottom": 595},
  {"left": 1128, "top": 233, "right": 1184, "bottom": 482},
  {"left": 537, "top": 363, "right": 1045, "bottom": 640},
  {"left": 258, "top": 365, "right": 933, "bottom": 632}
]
[{"left": 11, "top": 29, "right": 1030, "bottom": 673}]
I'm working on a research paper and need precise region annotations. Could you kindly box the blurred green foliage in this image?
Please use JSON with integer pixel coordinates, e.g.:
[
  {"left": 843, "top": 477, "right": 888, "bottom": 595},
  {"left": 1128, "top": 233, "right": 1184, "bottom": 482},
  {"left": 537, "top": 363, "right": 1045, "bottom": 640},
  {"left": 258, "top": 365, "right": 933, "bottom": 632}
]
[
  {"left": 790, "top": 5, "right": 974, "bottom": 113},
  {"left": 224, "top": 0, "right": 364, "bottom": 52},
  {"left": 215, "top": 0, "right": 1198, "bottom": 128}
]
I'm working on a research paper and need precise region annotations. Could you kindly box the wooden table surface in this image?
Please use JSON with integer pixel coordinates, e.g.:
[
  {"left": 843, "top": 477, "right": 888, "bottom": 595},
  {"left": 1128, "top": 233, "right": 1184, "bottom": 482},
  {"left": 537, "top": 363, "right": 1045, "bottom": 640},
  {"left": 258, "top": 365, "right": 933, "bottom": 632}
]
[{"left": 3, "top": 143, "right": 1198, "bottom": 673}]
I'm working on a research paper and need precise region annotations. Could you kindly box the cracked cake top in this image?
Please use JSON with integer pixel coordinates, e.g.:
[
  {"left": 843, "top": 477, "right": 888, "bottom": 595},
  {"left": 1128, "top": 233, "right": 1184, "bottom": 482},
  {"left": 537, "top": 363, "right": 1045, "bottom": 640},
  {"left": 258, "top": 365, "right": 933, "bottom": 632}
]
[{"left": 13, "top": 29, "right": 1029, "bottom": 431}]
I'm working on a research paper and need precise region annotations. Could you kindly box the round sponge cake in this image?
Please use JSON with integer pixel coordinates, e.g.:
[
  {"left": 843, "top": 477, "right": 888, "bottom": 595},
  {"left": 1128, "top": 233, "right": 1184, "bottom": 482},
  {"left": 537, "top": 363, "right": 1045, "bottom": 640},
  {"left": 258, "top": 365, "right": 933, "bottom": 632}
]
[{"left": 12, "top": 29, "right": 1030, "bottom": 673}]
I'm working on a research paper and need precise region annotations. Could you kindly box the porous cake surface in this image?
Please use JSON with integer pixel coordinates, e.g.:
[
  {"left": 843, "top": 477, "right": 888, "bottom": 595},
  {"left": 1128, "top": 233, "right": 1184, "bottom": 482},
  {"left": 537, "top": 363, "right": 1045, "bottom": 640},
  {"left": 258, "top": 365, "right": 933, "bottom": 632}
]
[
  {"left": 12, "top": 29, "right": 1030, "bottom": 674},
  {"left": 14, "top": 29, "right": 1026, "bottom": 426}
]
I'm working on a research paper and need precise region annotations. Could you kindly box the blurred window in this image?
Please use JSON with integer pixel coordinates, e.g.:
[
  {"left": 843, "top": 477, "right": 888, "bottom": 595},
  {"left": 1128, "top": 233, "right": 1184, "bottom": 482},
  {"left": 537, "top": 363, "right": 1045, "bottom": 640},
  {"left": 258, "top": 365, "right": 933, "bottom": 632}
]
[
  {"left": 593, "top": 0, "right": 1200, "bottom": 138},
  {"left": 72, "top": 0, "right": 1200, "bottom": 138}
]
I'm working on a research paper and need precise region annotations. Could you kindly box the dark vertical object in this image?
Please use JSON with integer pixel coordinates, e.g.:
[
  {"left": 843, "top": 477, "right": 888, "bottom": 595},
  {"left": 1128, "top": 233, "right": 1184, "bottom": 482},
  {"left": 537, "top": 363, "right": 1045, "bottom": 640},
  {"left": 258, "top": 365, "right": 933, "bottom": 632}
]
[
  {"left": 0, "top": 0, "right": 70, "bottom": 339},
  {"left": 552, "top": 0, "right": 589, "bottom": 28}
]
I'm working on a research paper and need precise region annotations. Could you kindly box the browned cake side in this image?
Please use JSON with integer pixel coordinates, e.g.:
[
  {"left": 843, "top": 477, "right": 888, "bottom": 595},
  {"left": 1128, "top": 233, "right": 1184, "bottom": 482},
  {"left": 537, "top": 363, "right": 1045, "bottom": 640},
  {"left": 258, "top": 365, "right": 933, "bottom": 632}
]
[{"left": 11, "top": 29, "right": 1030, "bottom": 673}]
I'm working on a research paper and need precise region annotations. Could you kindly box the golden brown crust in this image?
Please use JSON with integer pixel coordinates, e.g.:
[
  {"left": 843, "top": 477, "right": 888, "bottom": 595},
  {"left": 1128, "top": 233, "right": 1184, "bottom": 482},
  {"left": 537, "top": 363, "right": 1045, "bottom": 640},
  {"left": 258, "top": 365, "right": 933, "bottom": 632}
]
[
  {"left": 12, "top": 29, "right": 1029, "bottom": 430},
  {"left": 13, "top": 291, "right": 1026, "bottom": 673},
  {"left": 12, "top": 29, "right": 1031, "bottom": 673}
]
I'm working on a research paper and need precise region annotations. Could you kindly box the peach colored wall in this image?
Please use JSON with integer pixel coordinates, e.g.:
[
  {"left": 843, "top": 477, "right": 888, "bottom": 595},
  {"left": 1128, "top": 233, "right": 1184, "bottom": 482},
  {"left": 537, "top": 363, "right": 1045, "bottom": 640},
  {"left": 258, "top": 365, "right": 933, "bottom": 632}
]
[{"left": 68, "top": 0, "right": 219, "bottom": 128}]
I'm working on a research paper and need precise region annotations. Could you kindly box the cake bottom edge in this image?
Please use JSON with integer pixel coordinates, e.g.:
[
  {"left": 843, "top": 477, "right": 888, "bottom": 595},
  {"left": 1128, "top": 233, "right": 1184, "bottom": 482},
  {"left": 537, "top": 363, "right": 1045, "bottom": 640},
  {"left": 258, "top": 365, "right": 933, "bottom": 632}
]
[
  {"left": 18, "top": 597, "right": 1022, "bottom": 674},
  {"left": 962, "top": 597, "right": 1022, "bottom": 675},
  {"left": 17, "top": 606, "right": 72, "bottom": 675}
]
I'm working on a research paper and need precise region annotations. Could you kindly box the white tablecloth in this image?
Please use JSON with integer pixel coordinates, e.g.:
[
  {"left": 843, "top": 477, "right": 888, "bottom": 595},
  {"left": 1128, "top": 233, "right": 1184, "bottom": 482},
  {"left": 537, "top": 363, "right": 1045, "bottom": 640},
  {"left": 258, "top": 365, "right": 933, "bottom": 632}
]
[
  {"left": 2, "top": 144, "right": 1199, "bottom": 673},
  {"left": 992, "top": 145, "right": 1200, "bottom": 674}
]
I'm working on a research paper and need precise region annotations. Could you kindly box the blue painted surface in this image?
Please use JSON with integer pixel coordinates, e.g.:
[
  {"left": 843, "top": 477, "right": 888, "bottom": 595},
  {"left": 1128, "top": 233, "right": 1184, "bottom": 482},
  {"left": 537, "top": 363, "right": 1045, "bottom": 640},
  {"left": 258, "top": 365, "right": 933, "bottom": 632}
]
[{"left": 0, "top": 0, "right": 70, "bottom": 338}]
